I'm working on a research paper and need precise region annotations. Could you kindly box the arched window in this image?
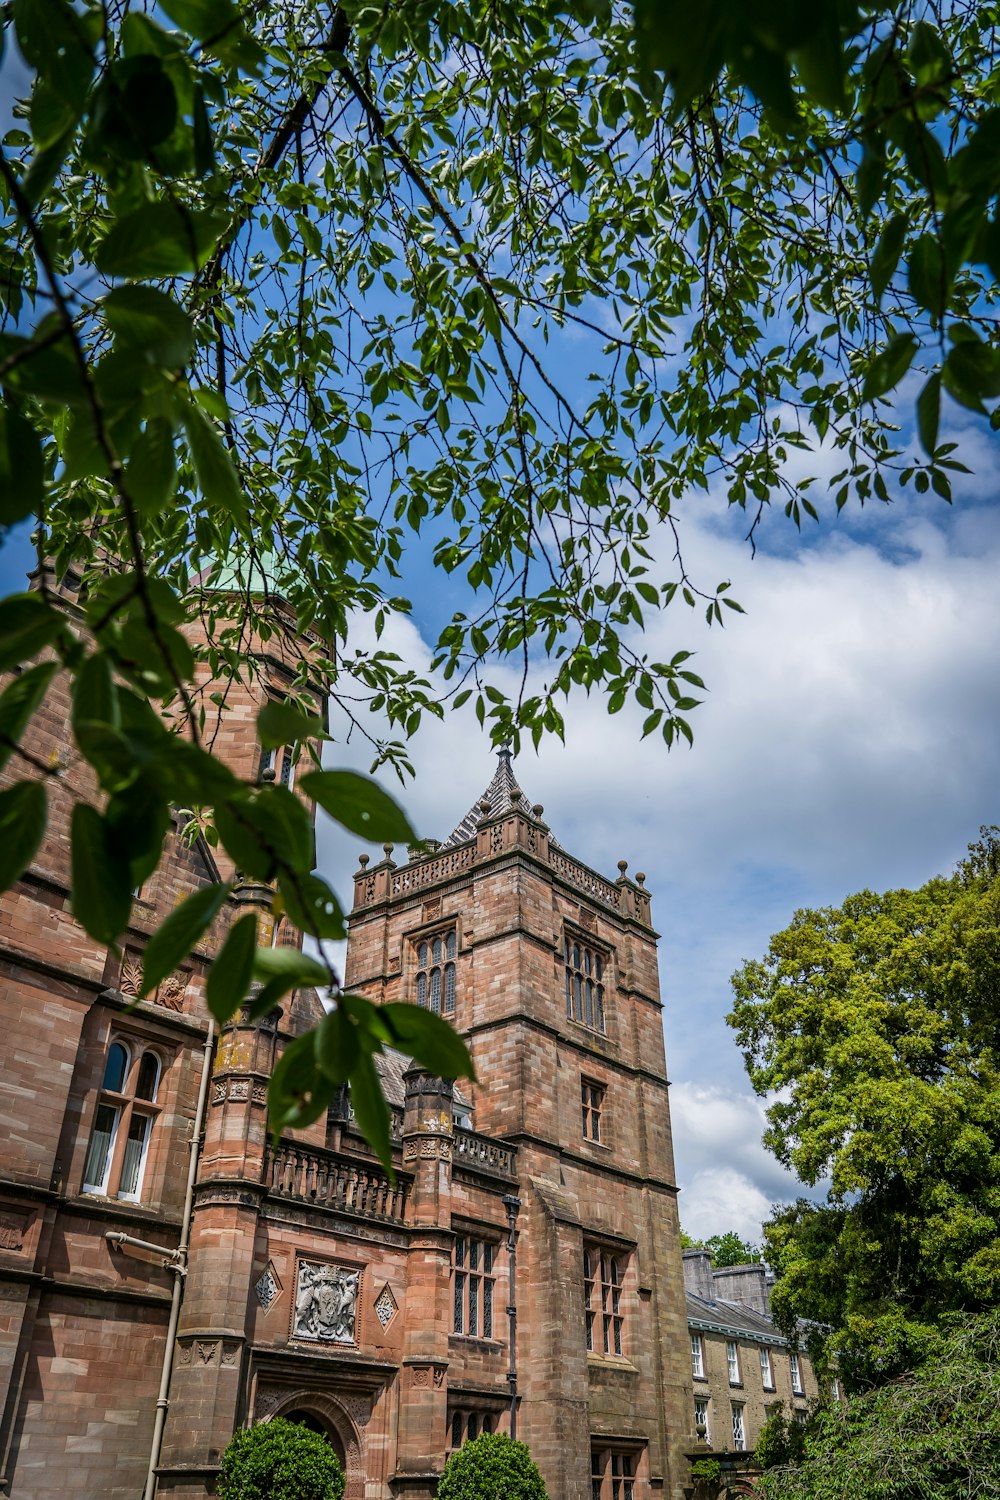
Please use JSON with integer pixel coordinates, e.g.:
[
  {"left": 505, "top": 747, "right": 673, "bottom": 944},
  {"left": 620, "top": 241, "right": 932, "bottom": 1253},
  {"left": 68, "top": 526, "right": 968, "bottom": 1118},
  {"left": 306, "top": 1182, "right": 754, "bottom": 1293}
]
[
  {"left": 83, "top": 1041, "right": 163, "bottom": 1202},
  {"left": 414, "top": 928, "right": 457, "bottom": 1015}
]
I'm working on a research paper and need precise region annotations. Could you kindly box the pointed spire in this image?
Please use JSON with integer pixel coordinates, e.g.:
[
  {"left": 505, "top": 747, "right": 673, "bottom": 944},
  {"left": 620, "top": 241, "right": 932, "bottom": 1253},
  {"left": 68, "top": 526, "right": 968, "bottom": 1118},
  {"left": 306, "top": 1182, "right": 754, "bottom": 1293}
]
[{"left": 441, "top": 746, "right": 551, "bottom": 848}]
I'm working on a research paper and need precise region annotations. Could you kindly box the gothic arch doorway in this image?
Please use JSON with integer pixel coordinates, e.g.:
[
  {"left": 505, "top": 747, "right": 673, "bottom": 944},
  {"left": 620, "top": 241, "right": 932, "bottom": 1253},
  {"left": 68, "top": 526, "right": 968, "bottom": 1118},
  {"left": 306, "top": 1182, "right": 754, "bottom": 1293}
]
[
  {"left": 261, "top": 1390, "right": 364, "bottom": 1499},
  {"left": 283, "top": 1409, "right": 346, "bottom": 1470}
]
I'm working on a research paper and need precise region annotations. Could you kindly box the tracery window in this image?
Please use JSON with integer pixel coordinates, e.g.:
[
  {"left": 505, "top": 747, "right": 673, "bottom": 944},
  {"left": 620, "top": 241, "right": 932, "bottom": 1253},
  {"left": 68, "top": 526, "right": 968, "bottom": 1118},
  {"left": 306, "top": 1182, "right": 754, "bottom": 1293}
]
[
  {"left": 82, "top": 1039, "right": 162, "bottom": 1202},
  {"left": 584, "top": 1245, "right": 624, "bottom": 1356},
  {"left": 565, "top": 937, "right": 606, "bottom": 1032},
  {"left": 452, "top": 1235, "right": 495, "bottom": 1338},
  {"left": 416, "top": 929, "right": 457, "bottom": 1015},
  {"left": 259, "top": 743, "right": 296, "bottom": 789},
  {"left": 731, "top": 1403, "right": 746, "bottom": 1451},
  {"left": 694, "top": 1396, "right": 710, "bottom": 1443}
]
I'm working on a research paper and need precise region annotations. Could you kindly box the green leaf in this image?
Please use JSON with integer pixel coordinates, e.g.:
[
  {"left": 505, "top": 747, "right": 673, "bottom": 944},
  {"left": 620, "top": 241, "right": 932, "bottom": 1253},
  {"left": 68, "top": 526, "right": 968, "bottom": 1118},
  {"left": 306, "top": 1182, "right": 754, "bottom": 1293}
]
[
  {"left": 856, "top": 140, "right": 885, "bottom": 220},
  {"left": 142, "top": 880, "right": 232, "bottom": 995},
  {"left": 104, "top": 775, "right": 171, "bottom": 889},
  {"left": 205, "top": 912, "right": 258, "bottom": 1024},
  {"left": 70, "top": 803, "right": 134, "bottom": 947},
  {"left": 258, "top": 699, "right": 325, "bottom": 751},
  {"left": 916, "top": 373, "right": 941, "bottom": 459},
  {"left": 268, "top": 1030, "right": 338, "bottom": 1136},
  {"left": 315, "top": 1006, "right": 360, "bottom": 1083},
  {"left": 0, "top": 594, "right": 66, "bottom": 673},
  {"left": 124, "top": 418, "right": 178, "bottom": 516},
  {"left": 14, "top": 0, "right": 95, "bottom": 113},
  {"left": 909, "top": 233, "right": 946, "bottom": 320},
  {"left": 347, "top": 1049, "right": 393, "bottom": 1172},
  {"left": 300, "top": 769, "right": 417, "bottom": 843},
  {"left": 380, "top": 1002, "right": 476, "bottom": 1081},
  {"left": 215, "top": 785, "right": 314, "bottom": 882},
  {"left": 159, "top": 0, "right": 240, "bottom": 41},
  {"left": 0, "top": 401, "right": 44, "bottom": 526},
  {"left": 871, "top": 214, "right": 907, "bottom": 302},
  {"left": 95, "top": 202, "right": 228, "bottom": 278},
  {"left": 0, "top": 780, "right": 48, "bottom": 893},
  {"left": 276, "top": 871, "right": 346, "bottom": 940},
  {"left": 862, "top": 334, "right": 918, "bottom": 403},
  {"left": 103, "top": 287, "right": 193, "bottom": 369},
  {"left": 72, "top": 652, "right": 119, "bottom": 741},
  {"left": 181, "top": 398, "right": 246, "bottom": 522},
  {"left": 252, "top": 946, "right": 329, "bottom": 989},
  {"left": 0, "top": 329, "right": 87, "bottom": 407},
  {"left": 0, "top": 663, "right": 58, "bottom": 774}
]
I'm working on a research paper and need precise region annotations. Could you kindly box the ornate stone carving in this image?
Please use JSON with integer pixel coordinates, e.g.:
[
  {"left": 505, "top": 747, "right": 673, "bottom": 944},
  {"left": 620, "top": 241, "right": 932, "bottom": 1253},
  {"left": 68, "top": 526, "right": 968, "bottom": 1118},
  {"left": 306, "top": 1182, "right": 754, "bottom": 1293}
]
[
  {"left": 176, "top": 1341, "right": 192, "bottom": 1366},
  {"left": 374, "top": 1283, "right": 397, "bottom": 1329},
  {"left": 403, "top": 1140, "right": 418, "bottom": 1162},
  {"left": 119, "top": 954, "right": 142, "bottom": 997},
  {"left": 221, "top": 1343, "right": 239, "bottom": 1366},
  {"left": 255, "top": 1263, "right": 281, "bottom": 1313},
  {"left": 197, "top": 1341, "right": 216, "bottom": 1365},
  {"left": 433, "top": 1367, "right": 444, "bottom": 1388},
  {"left": 229, "top": 1079, "right": 250, "bottom": 1101},
  {"left": 156, "top": 974, "right": 185, "bottom": 1011},
  {"left": 252, "top": 1082, "right": 268, "bottom": 1103},
  {"left": 411, "top": 1366, "right": 429, "bottom": 1387},
  {"left": 212, "top": 1082, "right": 227, "bottom": 1105},
  {"left": 0, "top": 1212, "right": 28, "bottom": 1251},
  {"left": 293, "top": 1261, "right": 360, "bottom": 1345}
]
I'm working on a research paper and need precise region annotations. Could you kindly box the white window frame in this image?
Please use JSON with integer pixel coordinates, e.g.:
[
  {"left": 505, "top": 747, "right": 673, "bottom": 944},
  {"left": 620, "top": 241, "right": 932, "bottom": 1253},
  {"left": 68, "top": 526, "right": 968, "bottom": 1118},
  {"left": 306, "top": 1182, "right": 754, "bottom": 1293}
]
[
  {"left": 694, "top": 1396, "right": 710, "bottom": 1444},
  {"left": 82, "top": 1100, "right": 122, "bottom": 1195},
  {"left": 731, "top": 1403, "right": 746, "bottom": 1451},
  {"left": 691, "top": 1332, "right": 705, "bottom": 1379},
  {"left": 82, "top": 1038, "right": 162, "bottom": 1203},
  {"left": 760, "top": 1346, "right": 774, "bottom": 1389},
  {"left": 790, "top": 1351, "right": 803, "bottom": 1393},
  {"left": 726, "top": 1340, "right": 741, "bottom": 1384}
]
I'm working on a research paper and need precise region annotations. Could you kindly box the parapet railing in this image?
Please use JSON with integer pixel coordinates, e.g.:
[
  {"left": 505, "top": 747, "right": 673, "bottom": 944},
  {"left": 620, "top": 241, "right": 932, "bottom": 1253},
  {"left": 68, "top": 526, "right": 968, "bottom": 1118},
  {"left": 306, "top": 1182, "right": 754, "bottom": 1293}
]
[
  {"left": 453, "top": 1127, "right": 517, "bottom": 1181},
  {"left": 264, "top": 1141, "right": 409, "bottom": 1223}
]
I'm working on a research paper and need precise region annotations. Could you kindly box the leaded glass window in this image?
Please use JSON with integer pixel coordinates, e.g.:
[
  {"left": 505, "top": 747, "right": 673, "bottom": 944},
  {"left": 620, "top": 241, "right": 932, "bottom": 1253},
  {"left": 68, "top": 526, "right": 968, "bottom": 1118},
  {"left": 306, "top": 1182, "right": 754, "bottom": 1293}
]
[
  {"left": 584, "top": 1246, "right": 624, "bottom": 1356},
  {"left": 415, "top": 929, "right": 457, "bottom": 1015},
  {"left": 452, "top": 1235, "right": 496, "bottom": 1338},
  {"left": 564, "top": 938, "right": 606, "bottom": 1032}
]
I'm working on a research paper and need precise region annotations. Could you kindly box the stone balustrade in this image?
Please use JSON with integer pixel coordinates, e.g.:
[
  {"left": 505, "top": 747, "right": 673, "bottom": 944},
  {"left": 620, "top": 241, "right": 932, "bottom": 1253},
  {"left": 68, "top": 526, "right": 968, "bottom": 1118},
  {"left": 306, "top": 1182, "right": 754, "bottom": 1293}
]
[
  {"left": 265, "top": 1142, "right": 409, "bottom": 1222},
  {"left": 453, "top": 1127, "right": 517, "bottom": 1180}
]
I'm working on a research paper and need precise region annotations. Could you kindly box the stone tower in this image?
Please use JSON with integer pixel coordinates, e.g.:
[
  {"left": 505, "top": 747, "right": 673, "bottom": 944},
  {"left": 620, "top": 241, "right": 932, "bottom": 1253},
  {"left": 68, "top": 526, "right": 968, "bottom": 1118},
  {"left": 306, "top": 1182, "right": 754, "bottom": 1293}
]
[{"left": 345, "top": 750, "right": 694, "bottom": 1500}]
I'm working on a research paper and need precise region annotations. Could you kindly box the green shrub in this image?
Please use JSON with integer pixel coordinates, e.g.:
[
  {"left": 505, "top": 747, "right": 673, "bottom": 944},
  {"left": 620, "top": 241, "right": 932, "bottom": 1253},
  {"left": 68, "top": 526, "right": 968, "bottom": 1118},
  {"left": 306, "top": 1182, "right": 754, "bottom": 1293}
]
[
  {"left": 690, "top": 1457, "right": 722, "bottom": 1484},
  {"left": 218, "top": 1418, "right": 345, "bottom": 1500},
  {"left": 436, "top": 1432, "right": 548, "bottom": 1500}
]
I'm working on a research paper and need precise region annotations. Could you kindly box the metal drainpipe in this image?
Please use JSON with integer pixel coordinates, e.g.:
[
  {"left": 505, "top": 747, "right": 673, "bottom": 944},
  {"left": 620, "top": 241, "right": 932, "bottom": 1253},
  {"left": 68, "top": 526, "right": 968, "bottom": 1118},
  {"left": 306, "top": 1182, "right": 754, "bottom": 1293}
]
[
  {"left": 502, "top": 1194, "right": 521, "bottom": 1439},
  {"left": 135, "top": 1019, "right": 216, "bottom": 1500}
]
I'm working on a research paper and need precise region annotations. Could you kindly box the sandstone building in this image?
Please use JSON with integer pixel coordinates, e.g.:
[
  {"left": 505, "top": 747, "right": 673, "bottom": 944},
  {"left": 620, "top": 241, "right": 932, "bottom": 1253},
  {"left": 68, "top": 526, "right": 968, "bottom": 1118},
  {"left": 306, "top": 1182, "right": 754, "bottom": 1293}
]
[{"left": 0, "top": 596, "right": 697, "bottom": 1500}]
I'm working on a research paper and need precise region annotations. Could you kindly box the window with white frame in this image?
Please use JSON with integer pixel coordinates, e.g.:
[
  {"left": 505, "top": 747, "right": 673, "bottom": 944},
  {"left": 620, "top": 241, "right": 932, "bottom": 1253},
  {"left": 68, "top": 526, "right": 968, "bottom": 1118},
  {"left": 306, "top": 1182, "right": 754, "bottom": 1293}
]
[
  {"left": 731, "top": 1403, "right": 746, "bottom": 1451},
  {"left": 416, "top": 929, "right": 457, "bottom": 1015},
  {"left": 694, "top": 1396, "right": 710, "bottom": 1443},
  {"left": 452, "top": 1235, "right": 495, "bottom": 1338},
  {"left": 83, "top": 1040, "right": 161, "bottom": 1202},
  {"left": 760, "top": 1346, "right": 774, "bottom": 1389},
  {"left": 691, "top": 1332, "right": 705, "bottom": 1379},
  {"left": 831, "top": 1377, "right": 842, "bottom": 1403},
  {"left": 565, "top": 937, "right": 606, "bottom": 1033},
  {"left": 789, "top": 1351, "right": 803, "bottom": 1393},
  {"left": 584, "top": 1245, "right": 624, "bottom": 1356},
  {"left": 726, "top": 1340, "right": 741, "bottom": 1385}
]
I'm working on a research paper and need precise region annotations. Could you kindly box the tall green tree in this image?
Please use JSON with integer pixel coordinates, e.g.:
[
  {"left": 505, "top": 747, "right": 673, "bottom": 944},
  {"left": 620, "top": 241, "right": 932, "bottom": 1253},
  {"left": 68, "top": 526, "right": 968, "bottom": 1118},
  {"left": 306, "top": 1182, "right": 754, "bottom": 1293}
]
[
  {"left": 2, "top": 0, "right": 999, "bottom": 1152},
  {"left": 756, "top": 1313, "right": 1000, "bottom": 1500},
  {"left": 728, "top": 828, "right": 1000, "bottom": 1388}
]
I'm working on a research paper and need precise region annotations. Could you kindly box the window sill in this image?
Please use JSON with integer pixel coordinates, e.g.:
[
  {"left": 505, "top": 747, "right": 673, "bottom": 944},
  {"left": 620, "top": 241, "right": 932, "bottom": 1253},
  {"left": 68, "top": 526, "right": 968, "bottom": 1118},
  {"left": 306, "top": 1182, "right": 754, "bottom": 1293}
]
[
  {"left": 692, "top": 1374, "right": 708, "bottom": 1383},
  {"left": 728, "top": 1381, "right": 744, "bottom": 1390},
  {"left": 448, "top": 1335, "right": 505, "bottom": 1354},
  {"left": 587, "top": 1352, "right": 638, "bottom": 1374}
]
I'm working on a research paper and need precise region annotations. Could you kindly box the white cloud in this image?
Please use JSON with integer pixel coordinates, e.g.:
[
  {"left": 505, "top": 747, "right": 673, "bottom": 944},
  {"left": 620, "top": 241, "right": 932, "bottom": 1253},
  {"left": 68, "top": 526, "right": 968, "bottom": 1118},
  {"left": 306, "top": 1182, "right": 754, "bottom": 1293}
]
[{"left": 315, "top": 482, "right": 1000, "bottom": 1244}]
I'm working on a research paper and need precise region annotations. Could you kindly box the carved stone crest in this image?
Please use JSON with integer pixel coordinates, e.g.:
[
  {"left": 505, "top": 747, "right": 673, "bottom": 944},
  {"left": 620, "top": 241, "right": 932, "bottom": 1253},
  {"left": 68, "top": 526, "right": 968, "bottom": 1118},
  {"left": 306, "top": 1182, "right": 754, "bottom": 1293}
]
[{"left": 293, "top": 1261, "right": 360, "bottom": 1345}]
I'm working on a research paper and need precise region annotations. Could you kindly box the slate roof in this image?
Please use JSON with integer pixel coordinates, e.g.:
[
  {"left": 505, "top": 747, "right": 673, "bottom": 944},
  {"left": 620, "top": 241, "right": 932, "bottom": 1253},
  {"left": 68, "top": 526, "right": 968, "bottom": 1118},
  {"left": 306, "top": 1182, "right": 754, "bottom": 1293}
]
[
  {"left": 686, "top": 1290, "right": 790, "bottom": 1346},
  {"left": 442, "top": 747, "right": 556, "bottom": 847},
  {"left": 373, "top": 1045, "right": 472, "bottom": 1113}
]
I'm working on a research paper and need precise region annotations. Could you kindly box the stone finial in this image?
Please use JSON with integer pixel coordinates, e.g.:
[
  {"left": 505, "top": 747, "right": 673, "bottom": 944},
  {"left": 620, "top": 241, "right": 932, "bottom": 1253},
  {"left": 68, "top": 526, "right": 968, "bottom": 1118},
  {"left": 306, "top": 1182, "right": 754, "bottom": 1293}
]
[
  {"left": 358, "top": 854, "right": 370, "bottom": 870},
  {"left": 635, "top": 872, "right": 646, "bottom": 888},
  {"left": 532, "top": 804, "right": 544, "bottom": 819},
  {"left": 617, "top": 860, "right": 629, "bottom": 877},
  {"left": 261, "top": 766, "right": 276, "bottom": 783},
  {"left": 509, "top": 783, "right": 521, "bottom": 806},
  {"left": 477, "top": 798, "right": 492, "bottom": 822},
  {"left": 383, "top": 843, "right": 394, "bottom": 858},
  {"left": 497, "top": 744, "right": 513, "bottom": 768}
]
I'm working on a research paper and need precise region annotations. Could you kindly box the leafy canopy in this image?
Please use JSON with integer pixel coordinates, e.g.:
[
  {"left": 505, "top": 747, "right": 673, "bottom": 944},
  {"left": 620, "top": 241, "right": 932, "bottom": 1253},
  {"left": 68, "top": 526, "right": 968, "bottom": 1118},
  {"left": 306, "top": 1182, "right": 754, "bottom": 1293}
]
[
  {"left": 218, "top": 1419, "right": 345, "bottom": 1500},
  {"left": 436, "top": 1432, "right": 549, "bottom": 1500},
  {"left": 728, "top": 828, "right": 1000, "bottom": 1387},
  {"left": 756, "top": 1314, "right": 1000, "bottom": 1500},
  {"left": 2, "top": 0, "right": 999, "bottom": 1156},
  {"left": 680, "top": 1229, "right": 762, "bottom": 1266}
]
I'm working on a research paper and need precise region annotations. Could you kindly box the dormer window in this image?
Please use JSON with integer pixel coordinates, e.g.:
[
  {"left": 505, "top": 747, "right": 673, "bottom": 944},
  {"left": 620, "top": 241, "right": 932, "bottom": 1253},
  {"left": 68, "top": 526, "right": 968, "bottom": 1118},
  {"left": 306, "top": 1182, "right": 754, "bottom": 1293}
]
[
  {"left": 565, "top": 938, "right": 606, "bottom": 1033},
  {"left": 415, "top": 929, "right": 457, "bottom": 1015}
]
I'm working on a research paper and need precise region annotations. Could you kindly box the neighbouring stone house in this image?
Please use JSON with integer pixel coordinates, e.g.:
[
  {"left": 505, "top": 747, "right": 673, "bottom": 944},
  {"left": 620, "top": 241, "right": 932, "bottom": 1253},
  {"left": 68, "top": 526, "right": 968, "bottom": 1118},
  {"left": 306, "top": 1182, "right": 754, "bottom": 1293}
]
[
  {"left": 0, "top": 574, "right": 696, "bottom": 1500},
  {"left": 683, "top": 1251, "right": 821, "bottom": 1468}
]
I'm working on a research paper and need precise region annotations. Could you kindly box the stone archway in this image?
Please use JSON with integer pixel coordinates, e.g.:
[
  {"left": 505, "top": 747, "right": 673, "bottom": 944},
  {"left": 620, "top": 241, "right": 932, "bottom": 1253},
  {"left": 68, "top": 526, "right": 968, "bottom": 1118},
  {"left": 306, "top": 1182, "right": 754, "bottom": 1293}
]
[{"left": 262, "top": 1390, "right": 365, "bottom": 1499}]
